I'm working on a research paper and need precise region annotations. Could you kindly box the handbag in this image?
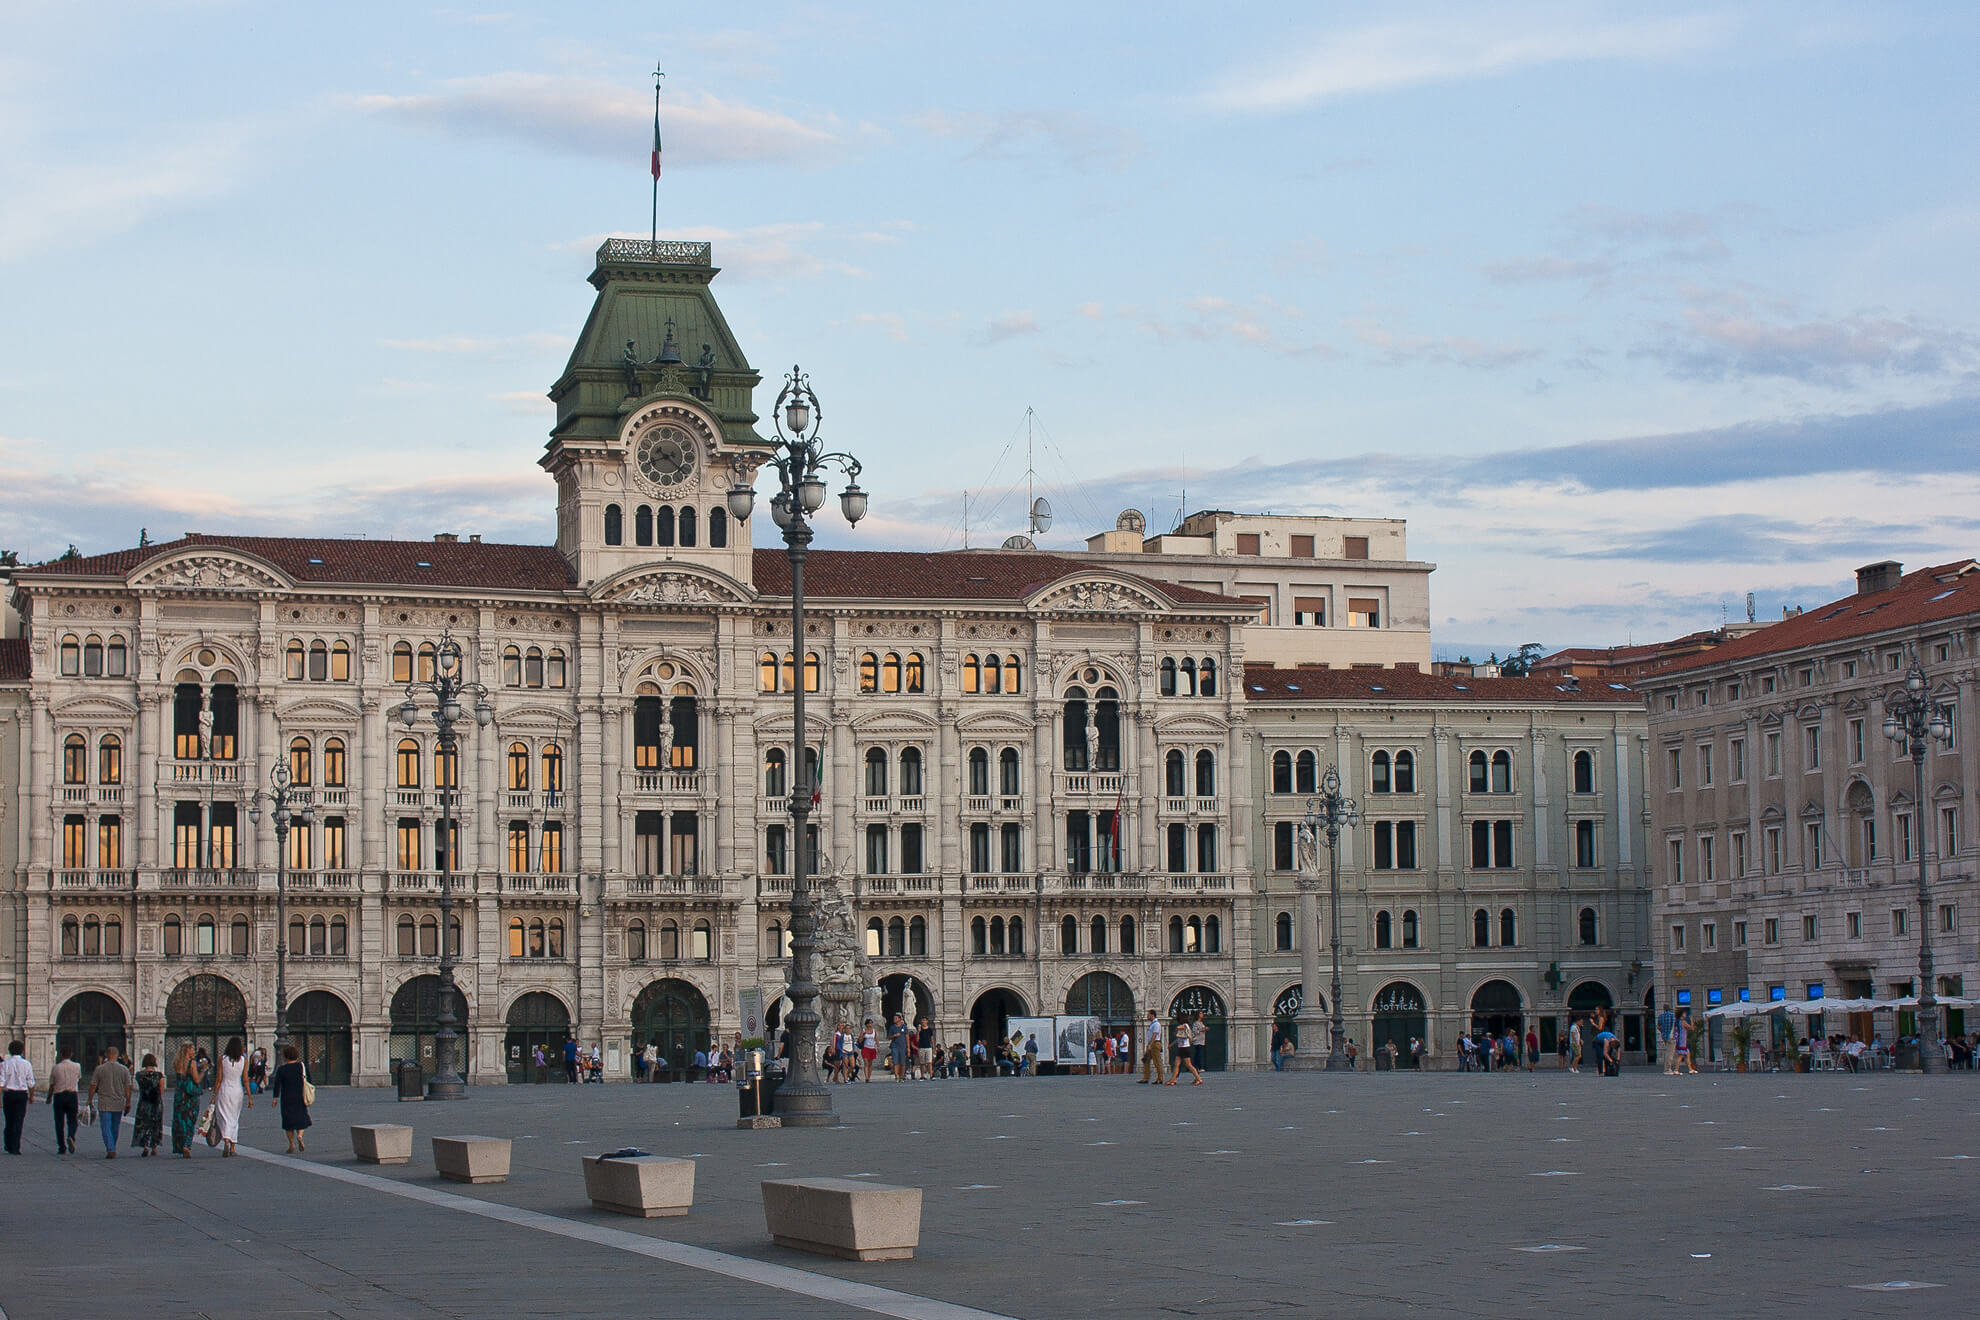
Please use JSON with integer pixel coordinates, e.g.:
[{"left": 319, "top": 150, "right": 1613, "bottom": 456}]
[
  {"left": 200, "top": 1105, "right": 220, "bottom": 1146},
  {"left": 301, "top": 1067, "right": 316, "bottom": 1107}
]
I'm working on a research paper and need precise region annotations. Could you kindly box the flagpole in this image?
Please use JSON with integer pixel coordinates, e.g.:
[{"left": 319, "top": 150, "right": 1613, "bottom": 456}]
[{"left": 650, "top": 65, "right": 664, "bottom": 249}]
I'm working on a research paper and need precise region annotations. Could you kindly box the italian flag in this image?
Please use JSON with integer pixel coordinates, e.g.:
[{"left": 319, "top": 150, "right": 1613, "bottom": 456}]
[
  {"left": 651, "top": 107, "right": 663, "bottom": 179},
  {"left": 808, "top": 753, "right": 823, "bottom": 808}
]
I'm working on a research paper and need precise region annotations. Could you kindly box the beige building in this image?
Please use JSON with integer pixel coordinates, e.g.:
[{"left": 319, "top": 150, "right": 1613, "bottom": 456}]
[
  {"left": 1241, "top": 665, "right": 1652, "bottom": 1064},
  {"left": 0, "top": 235, "right": 1659, "bottom": 1081},
  {"left": 1648, "top": 560, "right": 1980, "bottom": 1053},
  {"left": 0, "top": 237, "right": 1267, "bottom": 1083},
  {"left": 1084, "top": 510, "right": 1432, "bottom": 671}
]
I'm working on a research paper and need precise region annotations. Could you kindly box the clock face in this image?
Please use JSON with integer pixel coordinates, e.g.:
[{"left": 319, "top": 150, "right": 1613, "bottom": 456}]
[{"left": 636, "top": 426, "right": 697, "bottom": 489}]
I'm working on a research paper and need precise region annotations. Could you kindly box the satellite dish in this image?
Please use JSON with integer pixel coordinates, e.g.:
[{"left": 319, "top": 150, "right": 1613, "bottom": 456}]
[
  {"left": 1001, "top": 534, "right": 1036, "bottom": 551},
  {"left": 1029, "top": 496, "right": 1053, "bottom": 534}
]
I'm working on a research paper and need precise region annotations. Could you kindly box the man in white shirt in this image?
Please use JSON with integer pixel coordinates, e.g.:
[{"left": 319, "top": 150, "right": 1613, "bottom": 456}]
[
  {"left": 1138, "top": 1010, "right": 1164, "bottom": 1084},
  {"left": 1, "top": 1041, "right": 33, "bottom": 1155}
]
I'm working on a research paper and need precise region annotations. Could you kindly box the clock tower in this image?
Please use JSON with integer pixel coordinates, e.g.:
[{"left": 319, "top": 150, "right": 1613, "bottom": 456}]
[{"left": 541, "top": 237, "right": 770, "bottom": 589}]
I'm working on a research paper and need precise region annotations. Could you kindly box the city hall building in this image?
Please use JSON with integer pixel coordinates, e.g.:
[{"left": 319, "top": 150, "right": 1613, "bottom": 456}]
[{"left": 0, "top": 236, "right": 1651, "bottom": 1081}]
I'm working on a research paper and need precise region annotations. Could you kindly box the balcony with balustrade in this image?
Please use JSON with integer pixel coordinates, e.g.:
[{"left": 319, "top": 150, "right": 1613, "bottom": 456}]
[
  {"left": 53, "top": 869, "right": 138, "bottom": 892},
  {"left": 620, "top": 769, "right": 708, "bottom": 800}
]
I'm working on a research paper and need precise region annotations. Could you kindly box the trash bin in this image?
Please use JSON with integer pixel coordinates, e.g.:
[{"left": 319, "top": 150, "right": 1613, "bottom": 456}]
[
  {"left": 398, "top": 1063, "right": 424, "bottom": 1100},
  {"left": 1374, "top": 1052, "right": 1392, "bottom": 1072},
  {"left": 1896, "top": 1040, "right": 1921, "bottom": 1071},
  {"left": 739, "top": 1072, "right": 784, "bottom": 1117}
]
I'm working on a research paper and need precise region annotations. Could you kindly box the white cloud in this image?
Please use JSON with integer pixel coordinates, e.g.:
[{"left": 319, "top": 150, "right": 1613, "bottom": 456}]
[
  {"left": 912, "top": 108, "right": 1137, "bottom": 169},
  {"left": 492, "top": 390, "right": 553, "bottom": 414},
  {"left": 0, "top": 124, "right": 259, "bottom": 261},
  {"left": 981, "top": 311, "right": 1040, "bottom": 344},
  {"left": 1351, "top": 317, "right": 1538, "bottom": 368},
  {"left": 356, "top": 73, "right": 836, "bottom": 166},
  {"left": 854, "top": 312, "right": 909, "bottom": 342},
  {"left": 1202, "top": 12, "right": 1733, "bottom": 112}
]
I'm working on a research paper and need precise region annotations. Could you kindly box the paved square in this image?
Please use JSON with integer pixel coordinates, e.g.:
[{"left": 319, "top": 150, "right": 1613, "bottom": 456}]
[{"left": 7, "top": 1070, "right": 1977, "bottom": 1318}]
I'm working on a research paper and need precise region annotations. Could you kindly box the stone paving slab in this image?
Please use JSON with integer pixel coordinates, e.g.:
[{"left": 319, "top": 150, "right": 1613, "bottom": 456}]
[{"left": 6, "top": 1069, "right": 1979, "bottom": 1318}]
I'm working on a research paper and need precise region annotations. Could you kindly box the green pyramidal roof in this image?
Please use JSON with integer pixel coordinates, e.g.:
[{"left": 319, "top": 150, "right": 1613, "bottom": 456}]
[{"left": 546, "top": 238, "right": 766, "bottom": 453}]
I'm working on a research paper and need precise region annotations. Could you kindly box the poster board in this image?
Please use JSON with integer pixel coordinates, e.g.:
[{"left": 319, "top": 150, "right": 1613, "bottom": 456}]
[
  {"left": 738, "top": 986, "right": 765, "bottom": 1042},
  {"left": 1055, "top": 1015, "right": 1102, "bottom": 1066},
  {"left": 1007, "top": 1016, "right": 1055, "bottom": 1064}
]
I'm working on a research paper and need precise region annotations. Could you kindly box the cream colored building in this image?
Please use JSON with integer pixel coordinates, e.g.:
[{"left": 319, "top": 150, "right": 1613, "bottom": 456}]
[
  {"left": 1648, "top": 560, "right": 1980, "bottom": 1054},
  {"left": 0, "top": 235, "right": 1658, "bottom": 1080},
  {"left": 0, "top": 238, "right": 1264, "bottom": 1083},
  {"left": 1241, "top": 666, "right": 1653, "bottom": 1065},
  {"left": 1084, "top": 510, "right": 1433, "bottom": 671}
]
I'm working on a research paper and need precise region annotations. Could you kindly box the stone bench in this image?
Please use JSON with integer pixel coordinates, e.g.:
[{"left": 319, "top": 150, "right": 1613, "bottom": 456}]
[
  {"left": 350, "top": 1123, "right": 413, "bottom": 1165},
  {"left": 431, "top": 1135, "right": 511, "bottom": 1184},
  {"left": 761, "top": 1177, "right": 922, "bottom": 1261},
  {"left": 582, "top": 1154, "right": 695, "bottom": 1217}
]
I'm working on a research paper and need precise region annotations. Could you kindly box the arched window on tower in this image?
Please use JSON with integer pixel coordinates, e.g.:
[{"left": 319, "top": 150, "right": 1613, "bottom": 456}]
[
  {"left": 635, "top": 505, "right": 653, "bottom": 546},
  {"left": 655, "top": 506, "right": 675, "bottom": 547},
  {"left": 605, "top": 503, "right": 623, "bottom": 545},
  {"left": 678, "top": 506, "right": 697, "bottom": 547},
  {"left": 1200, "top": 658, "right": 1217, "bottom": 695},
  {"left": 709, "top": 506, "right": 728, "bottom": 547}
]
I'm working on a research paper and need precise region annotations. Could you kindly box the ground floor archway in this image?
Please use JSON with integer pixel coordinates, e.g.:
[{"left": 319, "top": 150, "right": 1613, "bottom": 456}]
[
  {"left": 1066, "top": 971, "right": 1137, "bottom": 1068},
  {"left": 287, "top": 990, "right": 352, "bottom": 1086},
  {"left": 388, "top": 975, "right": 471, "bottom": 1084},
  {"left": 632, "top": 979, "right": 710, "bottom": 1082},
  {"left": 1271, "top": 982, "right": 1323, "bottom": 1051},
  {"left": 1371, "top": 981, "right": 1427, "bottom": 1068},
  {"left": 879, "top": 974, "right": 937, "bottom": 1030},
  {"left": 1170, "top": 985, "right": 1228, "bottom": 1072},
  {"left": 165, "top": 974, "right": 246, "bottom": 1080},
  {"left": 505, "top": 992, "right": 572, "bottom": 1083},
  {"left": 970, "top": 988, "right": 1027, "bottom": 1053},
  {"left": 1469, "top": 979, "right": 1524, "bottom": 1046},
  {"left": 56, "top": 991, "right": 128, "bottom": 1071}
]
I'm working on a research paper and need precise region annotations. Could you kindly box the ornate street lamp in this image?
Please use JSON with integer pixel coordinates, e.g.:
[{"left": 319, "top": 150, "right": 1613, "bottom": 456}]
[
  {"left": 726, "top": 365, "right": 866, "bottom": 1127},
  {"left": 249, "top": 763, "right": 313, "bottom": 1058},
  {"left": 397, "top": 633, "right": 494, "bottom": 1100},
  {"left": 1297, "top": 765, "right": 1359, "bottom": 1070},
  {"left": 1883, "top": 647, "right": 1953, "bottom": 1073}
]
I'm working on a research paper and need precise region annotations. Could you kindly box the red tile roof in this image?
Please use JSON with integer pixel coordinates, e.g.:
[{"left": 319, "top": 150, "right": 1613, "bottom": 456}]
[
  {"left": 1242, "top": 663, "right": 1639, "bottom": 704},
  {"left": 750, "top": 549, "right": 1235, "bottom": 606},
  {"left": 10, "top": 534, "right": 1236, "bottom": 608},
  {"left": 1655, "top": 560, "right": 1980, "bottom": 676},
  {"left": 16, "top": 534, "right": 574, "bottom": 592},
  {"left": 0, "top": 638, "right": 27, "bottom": 682}
]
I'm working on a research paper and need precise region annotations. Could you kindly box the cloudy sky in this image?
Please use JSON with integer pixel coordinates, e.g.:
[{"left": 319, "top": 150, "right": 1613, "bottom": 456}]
[{"left": 2, "top": 2, "right": 1976, "bottom": 655}]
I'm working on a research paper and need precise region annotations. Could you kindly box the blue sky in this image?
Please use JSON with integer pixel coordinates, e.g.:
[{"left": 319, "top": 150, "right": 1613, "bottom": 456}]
[{"left": 2, "top": 2, "right": 1976, "bottom": 655}]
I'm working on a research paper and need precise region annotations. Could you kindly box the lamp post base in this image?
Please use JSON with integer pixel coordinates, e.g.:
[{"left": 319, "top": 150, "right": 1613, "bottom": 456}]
[{"left": 426, "top": 1077, "right": 468, "bottom": 1101}]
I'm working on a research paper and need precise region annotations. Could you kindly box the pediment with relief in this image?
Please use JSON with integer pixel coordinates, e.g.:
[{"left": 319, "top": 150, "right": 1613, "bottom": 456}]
[
  {"left": 955, "top": 710, "right": 1035, "bottom": 736},
  {"left": 851, "top": 710, "right": 939, "bottom": 737},
  {"left": 132, "top": 551, "right": 288, "bottom": 593},
  {"left": 1030, "top": 576, "right": 1167, "bottom": 615},
  {"left": 600, "top": 568, "right": 747, "bottom": 607},
  {"left": 52, "top": 695, "right": 139, "bottom": 723},
  {"left": 273, "top": 698, "right": 362, "bottom": 727}
]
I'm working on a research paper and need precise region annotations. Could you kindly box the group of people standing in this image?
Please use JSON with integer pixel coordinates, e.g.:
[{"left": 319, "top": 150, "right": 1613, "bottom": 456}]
[
  {"left": 1136, "top": 1008, "right": 1210, "bottom": 1086},
  {"left": 0, "top": 1037, "right": 312, "bottom": 1160},
  {"left": 1458, "top": 1026, "right": 1542, "bottom": 1072}
]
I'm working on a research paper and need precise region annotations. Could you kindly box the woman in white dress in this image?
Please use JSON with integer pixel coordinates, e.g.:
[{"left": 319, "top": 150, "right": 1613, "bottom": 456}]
[{"left": 214, "top": 1036, "right": 251, "bottom": 1156}]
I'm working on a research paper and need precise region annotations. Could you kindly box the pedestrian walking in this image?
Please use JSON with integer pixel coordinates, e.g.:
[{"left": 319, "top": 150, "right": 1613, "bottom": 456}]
[
  {"left": 1656, "top": 1004, "right": 1676, "bottom": 1074},
  {"left": 860, "top": 1019, "right": 879, "bottom": 1082},
  {"left": 46, "top": 1045, "right": 81, "bottom": 1155},
  {"left": 1169, "top": 1017, "right": 1200, "bottom": 1085},
  {"left": 269, "top": 1043, "right": 312, "bottom": 1153},
  {"left": 916, "top": 1018, "right": 935, "bottom": 1080},
  {"left": 88, "top": 1045, "right": 134, "bottom": 1158},
  {"left": 247, "top": 1046, "right": 268, "bottom": 1095},
  {"left": 1138, "top": 1010, "right": 1164, "bottom": 1083},
  {"left": 170, "top": 1043, "right": 206, "bottom": 1158},
  {"left": 888, "top": 1013, "right": 909, "bottom": 1081},
  {"left": 563, "top": 1036, "right": 580, "bottom": 1084},
  {"left": 1568, "top": 1016, "right": 1584, "bottom": 1074},
  {"left": 213, "top": 1037, "right": 250, "bottom": 1156},
  {"left": 132, "top": 1053, "right": 165, "bottom": 1157},
  {"left": 1673, "top": 1010, "right": 1695, "bottom": 1075},
  {"left": 1525, "top": 1026, "right": 1540, "bottom": 1072},
  {"left": 1, "top": 1041, "right": 34, "bottom": 1155},
  {"left": 1023, "top": 1033, "right": 1039, "bottom": 1075}
]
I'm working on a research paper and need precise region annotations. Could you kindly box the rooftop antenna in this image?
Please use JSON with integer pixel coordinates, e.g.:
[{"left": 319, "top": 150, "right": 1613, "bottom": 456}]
[
  {"left": 649, "top": 64, "right": 664, "bottom": 248},
  {"left": 962, "top": 490, "right": 969, "bottom": 551},
  {"left": 1024, "top": 408, "right": 1054, "bottom": 537},
  {"left": 1745, "top": 591, "right": 1757, "bottom": 623}
]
